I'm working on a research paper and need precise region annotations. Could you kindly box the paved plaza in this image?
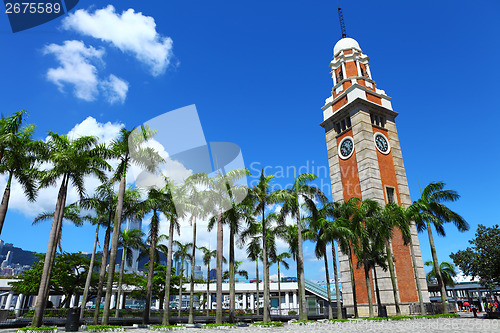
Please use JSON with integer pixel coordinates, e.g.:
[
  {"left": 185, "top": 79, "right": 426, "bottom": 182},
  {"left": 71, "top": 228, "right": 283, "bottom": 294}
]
[{"left": 1, "top": 314, "right": 498, "bottom": 333}]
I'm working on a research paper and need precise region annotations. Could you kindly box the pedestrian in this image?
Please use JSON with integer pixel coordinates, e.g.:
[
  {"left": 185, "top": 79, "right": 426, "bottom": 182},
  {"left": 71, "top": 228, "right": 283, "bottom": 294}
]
[{"left": 472, "top": 306, "right": 478, "bottom": 318}]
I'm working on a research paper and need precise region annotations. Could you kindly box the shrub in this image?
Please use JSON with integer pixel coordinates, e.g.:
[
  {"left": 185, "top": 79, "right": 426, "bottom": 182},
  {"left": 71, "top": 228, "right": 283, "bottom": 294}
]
[
  {"left": 202, "top": 323, "right": 236, "bottom": 329},
  {"left": 287, "top": 310, "right": 297, "bottom": 315},
  {"left": 17, "top": 327, "right": 57, "bottom": 333},
  {"left": 86, "top": 325, "right": 124, "bottom": 332},
  {"left": 251, "top": 322, "right": 284, "bottom": 327},
  {"left": 151, "top": 325, "right": 186, "bottom": 331}
]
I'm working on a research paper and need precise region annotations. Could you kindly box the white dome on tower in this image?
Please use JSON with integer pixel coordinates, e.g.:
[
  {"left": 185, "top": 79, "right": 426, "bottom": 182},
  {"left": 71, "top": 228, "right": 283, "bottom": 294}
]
[{"left": 333, "top": 37, "right": 361, "bottom": 56}]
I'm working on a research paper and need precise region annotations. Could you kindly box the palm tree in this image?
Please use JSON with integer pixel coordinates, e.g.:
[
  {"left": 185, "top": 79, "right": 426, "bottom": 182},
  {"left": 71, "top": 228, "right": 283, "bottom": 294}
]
[
  {"left": 303, "top": 202, "right": 351, "bottom": 320},
  {"left": 0, "top": 111, "right": 39, "bottom": 234},
  {"left": 272, "top": 252, "right": 290, "bottom": 315},
  {"left": 0, "top": 110, "right": 27, "bottom": 164},
  {"left": 223, "top": 261, "right": 249, "bottom": 280},
  {"left": 115, "top": 229, "right": 145, "bottom": 317},
  {"left": 173, "top": 241, "right": 193, "bottom": 317},
  {"left": 407, "top": 181, "right": 468, "bottom": 314},
  {"left": 351, "top": 199, "right": 381, "bottom": 318},
  {"left": 156, "top": 179, "right": 195, "bottom": 325},
  {"left": 209, "top": 185, "right": 253, "bottom": 323},
  {"left": 332, "top": 197, "right": 361, "bottom": 318},
  {"left": 245, "top": 236, "right": 261, "bottom": 314},
  {"left": 248, "top": 170, "right": 284, "bottom": 322},
  {"left": 195, "top": 169, "right": 249, "bottom": 324},
  {"left": 279, "top": 173, "right": 327, "bottom": 320},
  {"left": 425, "top": 261, "right": 457, "bottom": 287},
  {"left": 375, "top": 203, "right": 412, "bottom": 316},
  {"left": 79, "top": 183, "right": 136, "bottom": 324},
  {"left": 32, "top": 133, "right": 110, "bottom": 327},
  {"left": 135, "top": 187, "right": 173, "bottom": 324},
  {"left": 102, "top": 126, "right": 162, "bottom": 325},
  {"left": 199, "top": 246, "right": 218, "bottom": 316},
  {"left": 79, "top": 215, "right": 103, "bottom": 319},
  {"left": 182, "top": 175, "right": 206, "bottom": 324}
]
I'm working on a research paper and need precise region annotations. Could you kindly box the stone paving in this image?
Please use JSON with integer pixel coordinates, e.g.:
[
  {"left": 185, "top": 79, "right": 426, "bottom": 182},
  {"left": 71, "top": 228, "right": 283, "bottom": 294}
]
[
  {"left": 1, "top": 314, "right": 499, "bottom": 333},
  {"left": 132, "top": 318, "right": 499, "bottom": 333}
]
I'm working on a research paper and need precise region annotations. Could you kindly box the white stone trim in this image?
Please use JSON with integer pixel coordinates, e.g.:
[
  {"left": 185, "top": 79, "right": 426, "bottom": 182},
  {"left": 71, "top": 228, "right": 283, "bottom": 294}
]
[{"left": 373, "top": 132, "right": 391, "bottom": 155}]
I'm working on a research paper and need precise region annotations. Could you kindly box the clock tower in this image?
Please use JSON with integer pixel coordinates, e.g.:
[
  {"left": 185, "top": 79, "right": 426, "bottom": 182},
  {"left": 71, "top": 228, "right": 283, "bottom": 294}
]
[{"left": 321, "top": 37, "right": 430, "bottom": 316}]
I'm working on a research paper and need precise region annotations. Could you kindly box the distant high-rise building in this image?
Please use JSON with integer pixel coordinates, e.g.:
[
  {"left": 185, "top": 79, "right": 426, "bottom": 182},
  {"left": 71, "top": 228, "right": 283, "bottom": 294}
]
[
  {"left": 209, "top": 268, "right": 216, "bottom": 281},
  {"left": 172, "top": 257, "right": 189, "bottom": 277},
  {"left": 124, "top": 215, "right": 142, "bottom": 272},
  {"left": 1, "top": 251, "right": 12, "bottom": 268},
  {"left": 194, "top": 265, "right": 203, "bottom": 280}
]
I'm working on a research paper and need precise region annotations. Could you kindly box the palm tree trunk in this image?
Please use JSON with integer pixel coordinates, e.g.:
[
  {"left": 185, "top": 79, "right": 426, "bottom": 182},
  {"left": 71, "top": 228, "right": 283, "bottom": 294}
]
[
  {"left": 363, "top": 261, "right": 374, "bottom": 318},
  {"left": 0, "top": 172, "right": 13, "bottom": 235},
  {"left": 372, "top": 267, "right": 383, "bottom": 316},
  {"left": 215, "top": 211, "right": 223, "bottom": 324},
  {"left": 178, "top": 259, "right": 184, "bottom": 318},
  {"left": 188, "top": 217, "right": 197, "bottom": 324},
  {"left": 162, "top": 217, "right": 175, "bottom": 325},
  {"left": 80, "top": 225, "right": 99, "bottom": 319},
  {"left": 43, "top": 187, "right": 66, "bottom": 307},
  {"left": 206, "top": 263, "right": 210, "bottom": 316},
  {"left": 331, "top": 243, "right": 342, "bottom": 319},
  {"left": 296, "top": 214, "right": 307, "bottom": 320},
  {"left": 277, "top": 262, "right": 281, "bottom": 315},
  {"left": 255, "top": 258, "right": 259, "bottom": 315},
  {"left": 229, "top": 224, "right": 235, "bottom": 323},
  {"left": 426, "top": 222, "right": 448, "bottom": 314},
  {"left": 347, "top": 246, "right": 358, "bottom": 318},
  {"left": 102, "top": 174, "right": 127, "bottom": 324},
  {"left": 143, "top": 216, "right": 158, "bottom": 324},
  {"left": 384, "top": 241, "right": 401, "bottom": 315},
  {"left": 262, "top": 210, "right": 270, "bottom": 323},
  {"left": 115, "top": 247, "right": 126, "bottom": 318},
  {"left": 323, "top": 251, "right": 333, "bottom": 320},
  {"left": 94, "top": 224, "right": 111, "bottom": 324},
  {"left": 33, "top": 175, "right": 68, "bottom": 327}
]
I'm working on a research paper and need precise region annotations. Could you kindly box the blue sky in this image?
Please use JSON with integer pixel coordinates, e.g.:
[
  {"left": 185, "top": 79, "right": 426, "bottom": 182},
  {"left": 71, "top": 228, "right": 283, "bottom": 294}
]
[{"left": 0, "top": 0, "right": 499, "bottom": 283}]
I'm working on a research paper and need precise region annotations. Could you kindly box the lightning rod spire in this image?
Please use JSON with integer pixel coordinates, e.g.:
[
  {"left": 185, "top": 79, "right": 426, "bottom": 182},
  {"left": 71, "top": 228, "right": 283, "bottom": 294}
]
[{"left": 338, "top": 7, "right": 347, "bottom": 38}]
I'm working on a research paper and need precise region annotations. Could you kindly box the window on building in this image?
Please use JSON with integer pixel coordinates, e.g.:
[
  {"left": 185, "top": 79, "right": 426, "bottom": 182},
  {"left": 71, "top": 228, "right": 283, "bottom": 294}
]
[
  {"left": 335, "top": 116, "right": 352, "bottom": 135},
  {"left": 370, "top": 113, "right": 386, "bottom": 128},
  {"left": 337, "top": 68, "right": 344, "bottom": 82},
  {"left": 386, "top": 187, "right": 395, "bottom": 204},
  {"left": 360, "top": 65, "right": 367, "bottom": 77}
]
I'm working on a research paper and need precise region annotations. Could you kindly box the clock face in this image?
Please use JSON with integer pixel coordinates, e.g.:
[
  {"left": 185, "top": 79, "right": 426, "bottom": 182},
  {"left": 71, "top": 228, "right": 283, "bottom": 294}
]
[
  {"left": 374, "top": 133, "right": 390, "bottom": 154},
  {"left": 338, "top": 137, "right": 354, "bottom": 159}
]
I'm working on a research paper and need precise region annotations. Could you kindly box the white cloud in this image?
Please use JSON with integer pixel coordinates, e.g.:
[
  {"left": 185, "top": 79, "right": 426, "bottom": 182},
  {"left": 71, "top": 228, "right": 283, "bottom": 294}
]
[
  {"left": 101, "top": 74, "right": 129, "bottom": 104},
  {"left": 67, "top": 116, "right": 123, "bottom": 144},
  {"left": 44, "top": 40, "right": 104, "bottom": 101},
  {"left": 63, "top": 5, "right": 174, "bottom": 76},
  {"left": 44, "top": 41, "right": 129, "bottom": 104}
]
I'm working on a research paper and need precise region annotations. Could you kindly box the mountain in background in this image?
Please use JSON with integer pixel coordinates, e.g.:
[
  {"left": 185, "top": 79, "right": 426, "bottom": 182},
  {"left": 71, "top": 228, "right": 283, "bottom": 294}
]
[{"left": 0, "top": 243, "right": 39, "bottom": 266}]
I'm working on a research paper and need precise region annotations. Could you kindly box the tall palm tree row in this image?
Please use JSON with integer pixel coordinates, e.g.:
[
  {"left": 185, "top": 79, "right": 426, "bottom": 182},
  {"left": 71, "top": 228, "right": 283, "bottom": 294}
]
[{"left": 32, "top": 133, "right": 111, "bottom": 327}]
